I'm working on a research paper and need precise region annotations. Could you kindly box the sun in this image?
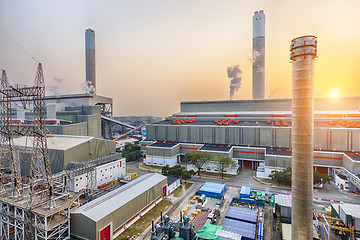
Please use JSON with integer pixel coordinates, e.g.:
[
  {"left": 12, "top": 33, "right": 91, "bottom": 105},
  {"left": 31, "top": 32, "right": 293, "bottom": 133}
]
[{"left": 331, "top": 91, "right": 338, "bottom": 98}]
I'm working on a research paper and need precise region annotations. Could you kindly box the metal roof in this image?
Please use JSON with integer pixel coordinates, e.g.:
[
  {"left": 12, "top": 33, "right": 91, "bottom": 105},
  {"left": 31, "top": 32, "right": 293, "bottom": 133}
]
[
  {"left": 200, "top": 144, "right": 232, "bottom": 152},
  {"left": 149, "top": 141, "right": 179, "bottom": 148},
  {"left": 340, "top": 203, "right": 360, "bottom": 219},
  {"left": 199, "top": 182, "right": 226, "bottom": 195},
  {"left": 13, "top": 135, "right": 94, "bottom": 151},
  {"left": 275, "top": 194, "right": 292, "bottom": 207},
  {"left": 72, "top": 173, "right": 167, "bottom": 222}
]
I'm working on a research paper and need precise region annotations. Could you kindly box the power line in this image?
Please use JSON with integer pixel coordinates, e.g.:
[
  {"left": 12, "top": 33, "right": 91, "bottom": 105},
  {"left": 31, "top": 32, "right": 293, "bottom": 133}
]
[{"left": 0, "top": 28, "right": 40, "bottom": 63}]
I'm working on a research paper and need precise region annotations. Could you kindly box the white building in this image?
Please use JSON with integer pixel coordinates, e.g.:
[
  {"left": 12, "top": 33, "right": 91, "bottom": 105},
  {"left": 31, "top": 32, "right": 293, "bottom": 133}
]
[{"left": 69, "top": 158, "right": 126, "bottom": 192}]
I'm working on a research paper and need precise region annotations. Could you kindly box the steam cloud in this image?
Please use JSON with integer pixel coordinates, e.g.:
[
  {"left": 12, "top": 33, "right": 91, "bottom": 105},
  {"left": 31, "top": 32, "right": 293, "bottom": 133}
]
[
  {"left": 253, "top": 49, "right": 261, "bottom": 62},
  {"left": 228, "top": 65, "right": 242, "bottom": 100},
  {"left": 48, "top": 77, "right": 63, "bottom": 95},
  {"left": 81, "top": 81, "right": 96, "bottom": 94},
  {"left": 269, "top": 89, "right": 277, "bottom": 99}
]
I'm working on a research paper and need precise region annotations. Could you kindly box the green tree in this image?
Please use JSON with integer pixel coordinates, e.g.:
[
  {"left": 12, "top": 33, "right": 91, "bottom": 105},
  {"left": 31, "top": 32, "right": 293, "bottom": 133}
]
[
  {"left": 161, "top": 165, "right": 195, "bottom": 181},
  {"left": 184, "top": 151, "right": 213, "bottom": 176},
  {"left": 269, "top": 167, "right": 292, "bottom": 186},
  {"left": 122, "top": 144, "right": 142, "bottom": 162},
  {"left": 213, "top": 156, "right": 236, "bottom": 179},
  {"left": 314, "top": 171, "right": 331, "bottom": 185}
]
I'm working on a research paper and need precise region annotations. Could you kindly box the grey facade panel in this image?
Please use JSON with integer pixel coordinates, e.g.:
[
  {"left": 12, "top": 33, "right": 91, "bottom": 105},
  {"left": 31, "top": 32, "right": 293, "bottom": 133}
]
[
  {"left": 260, "top": 128, "right": 272, "bottom": 146},
  {"left": 146, "top": 124, "right": 360, "bottom": 152},
  {"left": 71, "top": 214, "right": 97, "bottom": 240},
  {"left": 180, "top": 97, "right": 360, "bottom": 113},
  {"left": 95, "top": 179, "right": 167, "bottom": 239}
]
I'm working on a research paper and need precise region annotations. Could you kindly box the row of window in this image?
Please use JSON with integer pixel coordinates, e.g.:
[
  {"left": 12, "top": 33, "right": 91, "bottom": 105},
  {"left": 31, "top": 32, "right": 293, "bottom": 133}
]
[
  {"left": 200, "top": 167, "right": 226, "bottom": 172},
  {"left": 100, "top": 163, "right": 123, "bottom": 173}
]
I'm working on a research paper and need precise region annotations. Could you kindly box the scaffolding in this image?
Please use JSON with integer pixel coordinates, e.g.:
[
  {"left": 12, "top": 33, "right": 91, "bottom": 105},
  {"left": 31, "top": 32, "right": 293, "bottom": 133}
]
[{"left": 0, "top": 64, "right": 80, "bottom": 239}]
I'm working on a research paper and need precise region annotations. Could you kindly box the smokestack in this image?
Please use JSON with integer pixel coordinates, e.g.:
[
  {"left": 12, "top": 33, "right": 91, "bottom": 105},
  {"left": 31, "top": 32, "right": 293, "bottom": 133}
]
[
  {"left": 290, "top": 35, "right": 317, "bottom": 239},
  {"left": 85, "top": 29, "right": 96, "bottom": 94},
  {"left": 252, "top": 10, "right": 265, "bottom": 99}
]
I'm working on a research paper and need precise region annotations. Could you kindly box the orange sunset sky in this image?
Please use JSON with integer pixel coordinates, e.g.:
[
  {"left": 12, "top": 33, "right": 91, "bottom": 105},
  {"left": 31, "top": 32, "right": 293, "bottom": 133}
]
[{"left": 0, "top": 0, "right": 360, "bottom": 117}]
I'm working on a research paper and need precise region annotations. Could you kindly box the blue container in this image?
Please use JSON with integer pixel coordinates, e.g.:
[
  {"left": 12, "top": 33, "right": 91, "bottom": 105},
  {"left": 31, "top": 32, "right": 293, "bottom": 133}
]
[
  {"left": 240, "top": 186, "right": 251, "bottom": 198},
  {"left": 198, "top": 182, "right": 226, "bottom": 199}
]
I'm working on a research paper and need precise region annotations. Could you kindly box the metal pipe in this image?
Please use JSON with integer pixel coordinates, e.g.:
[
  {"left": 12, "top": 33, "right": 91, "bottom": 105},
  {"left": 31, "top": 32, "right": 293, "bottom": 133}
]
[{"left": 290, "top": 35, "right": 317, "bottom": 240}]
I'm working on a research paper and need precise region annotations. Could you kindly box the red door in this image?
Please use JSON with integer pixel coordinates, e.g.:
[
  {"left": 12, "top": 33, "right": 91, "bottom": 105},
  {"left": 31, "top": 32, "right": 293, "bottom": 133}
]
[
  {"left": 243, "top": 160, "right": 252, "bottom": 169},
  {"left": 100, "top": 225, "right": 110, "bottom": 240},
  {"left": 162, "top": 186, "right": 167, "bottom": 197}
]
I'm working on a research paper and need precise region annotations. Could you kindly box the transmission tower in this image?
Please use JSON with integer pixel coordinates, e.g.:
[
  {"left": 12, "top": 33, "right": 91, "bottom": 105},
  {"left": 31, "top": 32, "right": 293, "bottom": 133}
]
[
  {"left": 0, "top": 64, "right": 80, "bottom": 240},
  {"left": 0, "top": 69, "right": 21, "bottom": 197}
]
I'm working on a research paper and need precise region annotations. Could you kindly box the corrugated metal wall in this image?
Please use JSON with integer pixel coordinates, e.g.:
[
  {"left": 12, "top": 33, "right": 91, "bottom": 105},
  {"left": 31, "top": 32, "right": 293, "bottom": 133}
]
[
  {"left": 146, "top": 124, "right": 360, "bottom": 152},
  {"left": 95, "top": 178, "right": 167, "bottom": 239}
]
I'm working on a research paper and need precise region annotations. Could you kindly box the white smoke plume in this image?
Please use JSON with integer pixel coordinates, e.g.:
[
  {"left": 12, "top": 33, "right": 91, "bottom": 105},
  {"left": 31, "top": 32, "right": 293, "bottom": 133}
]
[
  {"left": 252, "top": 49, "right": 261, "bottom": 62},
  {"left": 228, "top": 65, "right": 242, "bottom": 100},
  {"left": 81, "top": 80, "right": 96, "bottom": 94},
  {"left": 53, "top": 77, "right": 62, "bottom": 83},
  {"left": 269, "top": 89, "right": 277, "bottom": 98},
  {"left": 48, "top": 77, "right": 63, "bottom": 95}
]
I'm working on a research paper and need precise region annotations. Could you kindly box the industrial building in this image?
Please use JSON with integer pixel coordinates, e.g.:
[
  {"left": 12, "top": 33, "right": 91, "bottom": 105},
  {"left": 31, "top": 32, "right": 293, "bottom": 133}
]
[
  {"left": 13, "top": 134, "right": 116, "bottom": 175},
  {"left": 114, "top": 137, "right": 140, "bottom": 150},
  {"left": 70, "top": 173, "right": 168, "bottom": 240},
  {"left": 68, "top": 157, "right": 126, "bottom": 192},
  {"left": 142, "top": 96, "right": 360, "bottom": 184}
]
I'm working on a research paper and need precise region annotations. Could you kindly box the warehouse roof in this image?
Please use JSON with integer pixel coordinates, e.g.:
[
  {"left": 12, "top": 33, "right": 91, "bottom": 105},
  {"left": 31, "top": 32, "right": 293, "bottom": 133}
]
[
  {"left": 199, "top": 182, "right": 226, "bottom": 196},
  {"left": 72, "top": 173, "right": 167, "bottom": 222},
  {"left": 201, "top": 144, "right": 232, "bottom": 152},
  {"left": 150, "top": 141, "right": 179, "bottom": 148},
  {"left": 152, "top": 119, "right": 360, "bottom": 128},
  {"left": 340, "top": 203, "right": 360, "bottom": 219},
  {"left": 144, "top": 141, "right": 360, "bottom": 162},
  {"left": 13, "top": 135, "right": 94, "bottom": 151},
  {"left": 275, "top": 194, "right": 292, "bottom": 207}
]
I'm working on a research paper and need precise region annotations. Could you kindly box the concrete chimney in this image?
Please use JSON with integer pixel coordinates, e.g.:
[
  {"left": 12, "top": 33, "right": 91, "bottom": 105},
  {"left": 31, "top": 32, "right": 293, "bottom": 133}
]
[
  {"left": 85, "top": 29, "right": 96, "bottom": 94},
  {"left": 252, "top": 10, "right": 265, "bottom": 99},
  {"left": 290, "top": 35, "right": 317, "bottom": 239}
]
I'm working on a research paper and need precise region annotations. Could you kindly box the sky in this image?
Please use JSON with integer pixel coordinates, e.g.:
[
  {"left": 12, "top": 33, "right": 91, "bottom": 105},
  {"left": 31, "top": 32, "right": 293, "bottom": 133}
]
[{"left": 0, "top": 0, "right": 360, "bottom": 117}]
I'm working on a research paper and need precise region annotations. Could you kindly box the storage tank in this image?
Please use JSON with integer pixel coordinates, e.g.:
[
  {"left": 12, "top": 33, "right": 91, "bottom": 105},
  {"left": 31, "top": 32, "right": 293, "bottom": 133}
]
[{"left": 198, "top": 194, "right": 206, "bottom": 204}]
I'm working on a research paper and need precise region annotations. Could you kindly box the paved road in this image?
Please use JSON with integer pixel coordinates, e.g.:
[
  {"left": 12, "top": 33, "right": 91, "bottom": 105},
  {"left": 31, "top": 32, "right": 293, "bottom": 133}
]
[
  {"left": 128, "top": 161, "right": 360, "bottom": 204},
  {"left": 126, "top": 159, "right": 148, "bottom": 176},
  {"left": 190, "top": 169, "right": 360, "bottom": 204}
]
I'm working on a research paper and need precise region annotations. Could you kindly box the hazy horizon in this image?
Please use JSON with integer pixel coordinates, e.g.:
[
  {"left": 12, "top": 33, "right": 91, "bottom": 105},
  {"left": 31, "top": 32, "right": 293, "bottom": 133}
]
[{"left": 1, "top": 0, "right": 360, "bottom": 117}]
